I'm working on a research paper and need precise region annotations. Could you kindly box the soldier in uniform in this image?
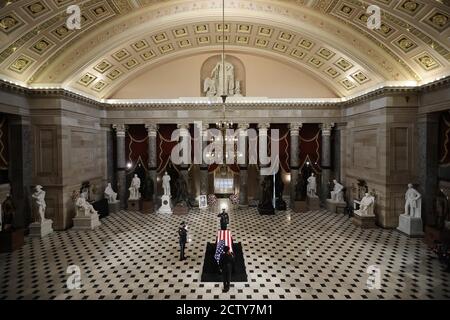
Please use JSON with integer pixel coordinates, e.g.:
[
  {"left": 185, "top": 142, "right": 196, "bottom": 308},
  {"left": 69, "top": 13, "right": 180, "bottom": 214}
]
[
  {"left": 217, "top": 208, "right": 229, "bottom": 230},
  {"left": 219, "top": 245, "right": 235, "bottom": 293},
  {"left": 178, "top": 222, "right": 188, "bottom": 261}
]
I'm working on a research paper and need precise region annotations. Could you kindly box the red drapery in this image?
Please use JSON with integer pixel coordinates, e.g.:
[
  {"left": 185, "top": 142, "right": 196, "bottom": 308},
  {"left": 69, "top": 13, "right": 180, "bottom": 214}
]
[
  {"left": 125, "top": 123, "right": 322, "bottom": 174},
  {"left": 126, "top": 124, "right": 149, "bottom": 172},
  {"left": 299, "top": 123, "right": 321, "bottom": 173}
]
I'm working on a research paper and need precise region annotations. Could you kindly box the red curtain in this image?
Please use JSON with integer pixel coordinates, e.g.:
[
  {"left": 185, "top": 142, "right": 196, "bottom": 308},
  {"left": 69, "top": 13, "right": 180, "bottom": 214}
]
[
  {"left": 126, "top": 124, "right": 148, "bottom": 171},
  {"left": 126, "top": 123, "right": 322, "bottom": 174},
  {"left": 299, "top": 123, "right": 321, "bottom": 173}
]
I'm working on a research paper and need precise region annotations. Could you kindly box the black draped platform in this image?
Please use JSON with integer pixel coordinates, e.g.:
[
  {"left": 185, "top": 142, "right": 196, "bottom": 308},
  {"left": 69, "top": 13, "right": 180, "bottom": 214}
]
[{"left": 200, "top": 242, "right": 248, "bottom": 282}]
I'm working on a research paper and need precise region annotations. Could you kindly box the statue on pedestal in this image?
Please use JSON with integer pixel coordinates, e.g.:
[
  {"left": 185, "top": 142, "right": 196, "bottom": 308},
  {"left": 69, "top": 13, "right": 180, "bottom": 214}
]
[
  {"left": 1, "top": 194, "right": 15, "bottom": 231},
  {"left": 75, "top": 193, "right": 98, "bottom": 217},
  {"left": 173, "top": 175, "right": 191, "bottom": 208},
  {"left": 104, "top": 183, "right": 117, "bottom": 203},
  {"left": 405, "top": 183, "right": 421, "bottom": 218},
  {"left": 31, "top": 185, "right": 47, "bottom": 223},
  {"left": 128, "top": 174, "right": 141, "bottom": 200},
  {"left": 275, "top": 171, "right": 286, "bottom": 210},
  {"left": 355, "top": 193, "right": 375, "bottom": 216},
  {"left": 330, "top": 179, "right": 344, "bottom": 202},
  {"left": 258, "top": 175, "right": 274, "bottom": 215},
  {"left": 295, "top": 173, "right": 307, "bottom": 201},
  {"left": 162, "top": 171, "right": 171, "bottom": 196},
  {"left": 307, "top": 173, "right": 317, "bottom": 197}
]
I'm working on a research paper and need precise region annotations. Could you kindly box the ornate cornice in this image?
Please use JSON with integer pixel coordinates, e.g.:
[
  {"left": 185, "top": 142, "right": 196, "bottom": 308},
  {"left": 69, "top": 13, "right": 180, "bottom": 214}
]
[{"left": 1, "top": 76, "right": 449, "bottom": 110}]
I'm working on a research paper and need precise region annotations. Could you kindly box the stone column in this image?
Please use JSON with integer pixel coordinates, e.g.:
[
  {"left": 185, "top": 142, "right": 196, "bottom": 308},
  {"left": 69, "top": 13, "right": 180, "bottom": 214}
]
[
  {"left": 200, "top": 123, "right": 209, "bottom": 196},
  {"left": 113, "top": 124, "right": 127, "bottom": 208},
  {"left": 178, "top": 123, "right": 190, "bottom": 197},
  {"left": 145, "top": 123, "right": 158, "bottom": 206},
  {"left": 9, "top": 115, "right": 32, "bottom": 230},
  {"left": 238, "top": 123, "right": 249, "bottom": 206},
  {"left": 417, "top": 113, "right": 439, "bottom": 226},
  {"left": 320, "top": 123, "right": 334, "bottom": 203},
  {"left": 258, "top": 123, "right": 270, "bottom": 202},
  {"left": 289, "top": 123, "right": 302, "bottom": 207}
]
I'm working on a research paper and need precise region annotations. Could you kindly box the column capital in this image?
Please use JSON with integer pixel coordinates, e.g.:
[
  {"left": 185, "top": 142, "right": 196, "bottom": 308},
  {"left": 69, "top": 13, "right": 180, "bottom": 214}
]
[
  {"left": 289, "top": 123, "right": 303, "bottom": 135},
  {"left": 258, "top": 123, "right": 270, "bottom": 131},
  {"left": 320, "top": 123, "right": 334, "bottom": 136},
  {"left": 112, "top": 124, "right": 127, "bottom": 137},
  {"left": 177, "top": 123, "right": 190, "bottom": 130},
  {"left": 238, "top": 122, "right": 250, "bottom": 130},
  {"left": 145, "top": 123, "right": 158, "bottom": 136}
]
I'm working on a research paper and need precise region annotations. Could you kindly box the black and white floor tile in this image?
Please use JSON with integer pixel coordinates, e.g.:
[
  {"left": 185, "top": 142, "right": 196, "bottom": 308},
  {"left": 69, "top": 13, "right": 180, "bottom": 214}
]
[{"left": 0, "top": 206, "right": 449, "bottom": 300}]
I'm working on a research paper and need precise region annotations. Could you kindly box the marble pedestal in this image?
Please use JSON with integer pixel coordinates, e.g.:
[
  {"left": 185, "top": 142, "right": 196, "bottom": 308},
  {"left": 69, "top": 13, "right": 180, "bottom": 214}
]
[
  {"left": 307, "top": 195, "right": 320, "bottom": 210},
  {"left": 158, "top": 195, "right": 172, "bottom": 214},
  {"left": 352, "top": 212, "right": 377, "bottom": 229},
  {"left": 141, "top": 201, "right": 154, "bottom": 213},
  {"left": 173, "top": 205, "right": 189, "bottom": 215},
  {"left": 73, "top": 214, "right": 101, "bottom": 231},
  {"left": 397, "top": 214, "right": 424, "bottom": 237},
  {"left": 128, "top": 199, "right": 141, "bottom": 211},
  {"left": 29, "top": 220, "right": 53, "bottom": 237},
  {"left": 326, "top": 199, "right": 346, "bottom": 213},
  {"left": 293, "top": 200, "right": 307, "bottom": 213},
  {"left": 108, "top": 201, "right": 120, "bottom": 214},
  {"left": 0, "top": 229, "right": 24, "bottom": 253}
]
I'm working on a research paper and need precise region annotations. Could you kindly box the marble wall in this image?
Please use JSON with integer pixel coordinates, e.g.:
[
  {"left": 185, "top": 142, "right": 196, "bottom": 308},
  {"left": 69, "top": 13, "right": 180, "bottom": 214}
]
[
  {"left": 343, "top": 95, "right": 419, "bottom": 228},
  {"left": 30, "top": 97, "right": 107, "bottom": 230}
]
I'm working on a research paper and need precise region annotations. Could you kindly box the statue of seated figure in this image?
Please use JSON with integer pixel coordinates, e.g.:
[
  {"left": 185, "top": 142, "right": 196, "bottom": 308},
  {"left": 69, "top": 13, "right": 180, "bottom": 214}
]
[
  {"left": 355, "top": 193, "right": 375, "bottom": 216},
  {"left": 104, "top": 183, "right": 117, "bottom": 203},
  {"left": 75, "top": 193, "right": 98, "bottom": 217},
  {"left": 330, "top": 179, "right": 344, "bottom": 202}
]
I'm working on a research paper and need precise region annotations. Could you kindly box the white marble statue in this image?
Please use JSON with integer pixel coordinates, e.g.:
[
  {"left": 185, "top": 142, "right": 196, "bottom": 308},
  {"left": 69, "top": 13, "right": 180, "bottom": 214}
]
[
  {"left": 129, "top": 174, "right": 141, "bottom": 200},
  {"left": 162, "top": 171, "right": 171, "bottom": 196},
  {"left": 104, "top": 183, "right": 117, "bottom": 203},
  {"left": 307, "top": 173, "right": 317, "bottom": 197},
  {"left": 210, "top": 60, "right": 235, "bottom": 96},
  {"left": 234, "top": 80, "right": 242, "bottom": 96},
  {"left": 75, "top": 193, "right": 98, "bottom": 217},
  {"left": 203, "top": 77, "right": 216, "bottom": 97},
  {"left": 355, "top": 193, "right": 375, "bottom": 216},
  {"left": 330, "top": 179, "right": 344, "bottom": 202},
  {"left": 404, "top": 183, "right": 422, "bottom": 218},
  {"left": 32, "top": 185, "right": 47, "bottom": 223}
]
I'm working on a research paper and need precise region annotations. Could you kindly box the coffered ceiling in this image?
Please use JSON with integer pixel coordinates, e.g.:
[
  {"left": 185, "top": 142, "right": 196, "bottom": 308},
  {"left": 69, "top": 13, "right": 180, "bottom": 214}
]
[{"left": 0, "top": 0, "right": 449, "bottom": 98}]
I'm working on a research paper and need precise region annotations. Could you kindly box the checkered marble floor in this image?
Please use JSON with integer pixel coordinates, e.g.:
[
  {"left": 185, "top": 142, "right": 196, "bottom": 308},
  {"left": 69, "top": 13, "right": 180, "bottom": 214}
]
[{"left": 1, "top": 206, "right": 449, "bottom": 300}]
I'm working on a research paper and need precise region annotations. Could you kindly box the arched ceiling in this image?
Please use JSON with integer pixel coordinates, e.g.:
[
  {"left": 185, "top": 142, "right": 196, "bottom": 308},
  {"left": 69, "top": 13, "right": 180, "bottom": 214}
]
[{"left": 0, "top": 0, "right": 449, "bottom": 99}]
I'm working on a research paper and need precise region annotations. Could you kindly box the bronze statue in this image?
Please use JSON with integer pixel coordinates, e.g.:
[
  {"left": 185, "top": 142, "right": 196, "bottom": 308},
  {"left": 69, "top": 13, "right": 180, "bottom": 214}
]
[
  {"left": 258, "top": 175, "right": 274, "bottom": 215},
  {"left": 173, "top": 175, "right": 191, "bottom": 208},
  {"left": 275, "top": 171, "right": 286, "bottom": 210},
  {"left": 1, "top": 195, "right": 15, "bottom": 232},
  {"left": 142, "top": 173, "right": 154, "bottom": 201}
]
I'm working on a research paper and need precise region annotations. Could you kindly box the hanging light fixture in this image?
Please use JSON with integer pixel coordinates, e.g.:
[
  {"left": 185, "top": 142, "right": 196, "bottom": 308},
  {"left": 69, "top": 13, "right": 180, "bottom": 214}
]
[{"left": 220, "top": 0, "right": 227, "bottom": 104}]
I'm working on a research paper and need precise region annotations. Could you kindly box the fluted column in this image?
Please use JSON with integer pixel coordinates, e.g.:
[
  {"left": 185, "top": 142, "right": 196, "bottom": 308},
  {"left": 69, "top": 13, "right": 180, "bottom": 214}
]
[
  {"left": 145, "top": 123, "right": 158, "bottom": 205},
  {"left": 178, "top": 123, "right": 191, "bottom": 197},
  {"left": 113, "top": 124, "right": 127, "bottom": 208},
  {"left": 320, "top": 123, "right": 334, "bottom": 203},
  {"left": 258, "top": 123, "right": 270, "bottom": 202},
  {"left": 238, "top": 123, "right": 249, "bottom": 206},
  {"left": 200, "top": 123, "right": 209, "bottom": 196},
  {"left": 290, "top": 123, "right": 302, "bottom": 207}
]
